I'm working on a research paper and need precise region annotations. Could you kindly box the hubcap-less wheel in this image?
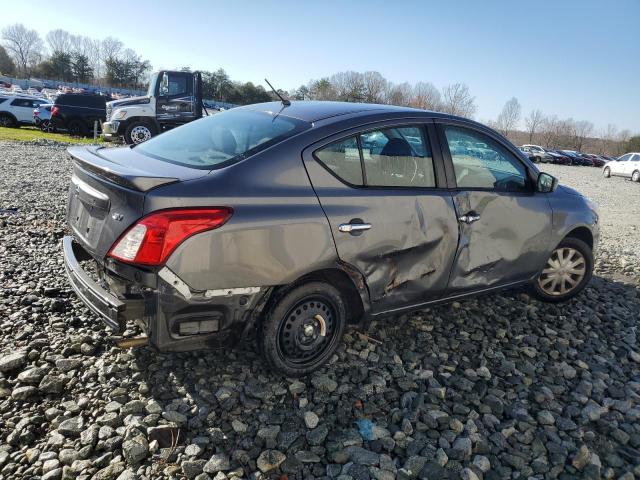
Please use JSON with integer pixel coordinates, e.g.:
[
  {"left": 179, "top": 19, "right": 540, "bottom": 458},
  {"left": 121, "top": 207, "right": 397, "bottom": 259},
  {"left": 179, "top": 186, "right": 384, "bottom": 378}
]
[
  {"left": 0, "top": 115, "right": 12, "bottom": 127},
  {"left": 130, "top": 125, "right": 151, "bottom": 144},
  {"left": 633, "top": 171, "right": 640, "bottom": 182},
  {"left": 537, "top": 247, "right": 586, "bottom": 296},
  {"left": 277, "top": 297, "right": 337, "bottom": 366}
]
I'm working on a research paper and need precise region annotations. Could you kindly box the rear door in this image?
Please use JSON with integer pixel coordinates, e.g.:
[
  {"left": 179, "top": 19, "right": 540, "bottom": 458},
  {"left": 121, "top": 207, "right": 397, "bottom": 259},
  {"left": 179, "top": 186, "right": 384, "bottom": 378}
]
[
  {"left": 303, "top": 120, "right": 459, "bottom": 313},
  {"left": 613, "top": 154, "right": 631, "bottom": 175},
  {"left": 436, "top": 120, "right": 552, "bottom": 294}
]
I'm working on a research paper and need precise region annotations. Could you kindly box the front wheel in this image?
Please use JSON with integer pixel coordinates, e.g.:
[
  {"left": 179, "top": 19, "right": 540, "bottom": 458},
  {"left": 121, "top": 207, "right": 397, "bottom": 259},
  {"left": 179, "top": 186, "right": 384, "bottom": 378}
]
[
  {"left": 0, "top": 113, "right": 16, "bottom": 128},
  {"left": 603, "top": 167, "right": 611, "bottom": 178},
  {"left": 632, "top": 170, "right": 640, "bottom": 182},
  {"left": 124, "top": 121, "right": 157, "bottom": 145},
  {"left": 531, "top": 237, "right": 593, "bottom": 303},
  {"left": 259, "top": 282, "right": 346, "bottom": 377}
]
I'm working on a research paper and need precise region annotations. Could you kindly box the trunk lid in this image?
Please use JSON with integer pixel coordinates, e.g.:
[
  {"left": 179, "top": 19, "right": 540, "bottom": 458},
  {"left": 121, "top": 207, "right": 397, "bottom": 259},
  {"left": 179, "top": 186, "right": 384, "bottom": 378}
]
[{"left": 66, "top": 145, "right": 208, "bottom": 259}]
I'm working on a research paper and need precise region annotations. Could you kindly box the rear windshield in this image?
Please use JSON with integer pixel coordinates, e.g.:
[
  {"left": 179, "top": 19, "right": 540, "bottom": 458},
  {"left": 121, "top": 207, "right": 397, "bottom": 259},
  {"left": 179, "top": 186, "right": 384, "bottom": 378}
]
[{"left": 136, "top": 109, "right": 310, "bottom": 169}]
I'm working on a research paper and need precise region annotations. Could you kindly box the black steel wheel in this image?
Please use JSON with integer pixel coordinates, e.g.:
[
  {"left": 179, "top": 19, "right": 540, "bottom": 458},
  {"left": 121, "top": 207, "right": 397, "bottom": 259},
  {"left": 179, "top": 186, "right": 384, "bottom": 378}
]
[{"left": 259, "top": 282, "right": 346, "bottom": 376}]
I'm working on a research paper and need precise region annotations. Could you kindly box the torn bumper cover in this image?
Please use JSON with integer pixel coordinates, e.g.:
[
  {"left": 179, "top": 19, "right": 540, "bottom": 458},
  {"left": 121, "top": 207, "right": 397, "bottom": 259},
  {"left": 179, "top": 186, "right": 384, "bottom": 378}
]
[{"left": 62, "top": 236, "right": 271, "bottom": 351}]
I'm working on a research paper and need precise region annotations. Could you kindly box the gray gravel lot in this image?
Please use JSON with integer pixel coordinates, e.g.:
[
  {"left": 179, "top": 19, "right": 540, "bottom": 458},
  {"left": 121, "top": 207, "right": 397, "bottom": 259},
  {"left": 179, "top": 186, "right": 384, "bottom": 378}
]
[{"left": 0, "top": 141, "right": 639, "bottom": 480}]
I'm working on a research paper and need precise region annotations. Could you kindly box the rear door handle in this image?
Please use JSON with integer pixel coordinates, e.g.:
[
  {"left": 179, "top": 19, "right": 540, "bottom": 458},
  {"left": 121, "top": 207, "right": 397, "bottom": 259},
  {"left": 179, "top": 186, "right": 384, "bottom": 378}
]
[
  {"left": 458, "top": 212, "right": 481, "bottom": 224},
  {"left": 338, "top": 223, "right": 372, "bottom": 233}
]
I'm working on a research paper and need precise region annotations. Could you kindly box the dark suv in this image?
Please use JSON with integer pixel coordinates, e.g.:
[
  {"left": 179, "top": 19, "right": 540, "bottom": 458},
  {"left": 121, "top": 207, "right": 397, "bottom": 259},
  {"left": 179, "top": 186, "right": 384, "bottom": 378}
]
[{"left": 51, "top": 94, "right": 111, "bottom": 136}]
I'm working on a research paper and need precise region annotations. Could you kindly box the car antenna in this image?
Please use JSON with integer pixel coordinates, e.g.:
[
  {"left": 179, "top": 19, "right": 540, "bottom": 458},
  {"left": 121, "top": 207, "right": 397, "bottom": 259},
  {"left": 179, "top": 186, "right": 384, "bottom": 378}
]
[{"left": 265, "top": 78, "right": 291, "bottom": 106}]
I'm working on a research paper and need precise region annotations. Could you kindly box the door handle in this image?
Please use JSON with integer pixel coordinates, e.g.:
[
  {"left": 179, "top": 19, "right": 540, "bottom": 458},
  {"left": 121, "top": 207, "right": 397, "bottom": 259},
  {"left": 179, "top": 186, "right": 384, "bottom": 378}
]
[
  {"left": 338, "top": 222, "right": 372, "bottom": 233},
  {"left": 458, "top": 213, "right": 481, "bottom": 224}
]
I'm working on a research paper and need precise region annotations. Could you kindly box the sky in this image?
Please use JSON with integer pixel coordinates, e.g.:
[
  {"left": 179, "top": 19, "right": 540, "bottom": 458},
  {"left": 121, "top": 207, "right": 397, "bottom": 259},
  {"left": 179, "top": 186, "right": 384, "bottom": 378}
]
[{"left": 2, "top": 0, "right": 639, "bottom": 132}]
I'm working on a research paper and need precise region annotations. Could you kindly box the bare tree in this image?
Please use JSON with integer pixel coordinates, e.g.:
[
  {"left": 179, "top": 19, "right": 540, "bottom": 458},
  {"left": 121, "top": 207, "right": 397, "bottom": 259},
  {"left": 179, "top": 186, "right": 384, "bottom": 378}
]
[
  {"left": 571, "top": 120, "right": 593, "bottom": 151},
  {"left": 101, "top": 36, "right": 123, "bottom": 62},
  {"left": 596, "top": 124, "right": 617, "bottom": 155},
  {"left": 1, "top": 23, "right": 44, "bottom": 76},
  {"left": 441, "top": 83, "right": 476, "bottom": 117},
  {"left": 525, "top": 109, "right": 544, "bottom": 143},
  {"left": 385, "top": 82, "right": 413, "bottom": 106},
  {"left": 362, "top": 71, "right": 388, "bottom": 104},
  {"left": 46, "top": 29, "right": 72, "bottom": 54},
  {"left": 494, "top": 97, "right": 521, "bottom": 137},
  {"left": 330, "top": 71, "right": 365, "bottom": 102},
  {"left": 411, "top": 82, "right": 442, "bottom": 111},
  {"left": 616, "top": 129, "right": 632, "bottom": 155}
]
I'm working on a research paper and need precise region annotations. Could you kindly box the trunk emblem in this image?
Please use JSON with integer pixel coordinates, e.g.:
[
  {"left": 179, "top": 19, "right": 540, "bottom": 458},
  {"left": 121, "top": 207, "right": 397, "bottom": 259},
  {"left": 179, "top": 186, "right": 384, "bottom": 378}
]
[{"left": 112, "top": 213, "right": 124, "bottom": 221}]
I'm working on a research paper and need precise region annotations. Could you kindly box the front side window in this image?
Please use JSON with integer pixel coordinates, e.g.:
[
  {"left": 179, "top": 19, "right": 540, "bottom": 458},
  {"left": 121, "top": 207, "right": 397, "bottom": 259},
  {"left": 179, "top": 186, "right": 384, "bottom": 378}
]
[
  {"left": 618, "top": 154, "right": 631, "bottom": 162},
  {"left": 136, "top": 109, "right": 310, "bottom": 169},
  {"left": 360, "top": 127, "right": 435, "bottom": 187},
  {"left": 314, "top": 125, "right": 436, "bottom": 188},
  {"left": 167, "top": 73, "right": 188, "bottom": 96},
  {"left": 444, "top": 126, "right": 529, "bottom": 192}
]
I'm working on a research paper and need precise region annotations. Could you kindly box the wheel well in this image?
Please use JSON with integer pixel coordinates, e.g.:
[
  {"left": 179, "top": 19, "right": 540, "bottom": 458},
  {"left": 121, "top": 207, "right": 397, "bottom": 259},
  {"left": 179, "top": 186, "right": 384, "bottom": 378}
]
[
  {"left": 564, "top": 227, "right": 593, "bottom": 250},
  {"left": 268, "top": 268, "right": 365, "bottom": 325},
  {"left": 126, "top": 117, "right": 159, "bottom": 131},
  {"left": 0, "top": 111, "right": 17, "bottom": 122}
]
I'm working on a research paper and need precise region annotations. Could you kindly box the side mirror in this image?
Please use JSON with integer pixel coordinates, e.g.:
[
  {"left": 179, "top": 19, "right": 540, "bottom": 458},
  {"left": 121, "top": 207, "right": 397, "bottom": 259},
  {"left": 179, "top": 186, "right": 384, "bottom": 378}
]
[
  {"left": 536, "top": 172, "right": 558, "bottom": 193},
  {"left": 160, "top": 72, "right": 169, "bottom": 96}
]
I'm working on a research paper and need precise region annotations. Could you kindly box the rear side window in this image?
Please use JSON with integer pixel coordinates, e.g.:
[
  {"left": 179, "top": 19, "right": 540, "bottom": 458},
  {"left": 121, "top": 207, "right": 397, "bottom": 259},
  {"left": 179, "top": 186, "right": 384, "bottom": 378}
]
[
  {"left": 0, "top": 98, "right": 6, "bottom": 105},
  {"left": 315, "top": 125, "right": 436, "bottom": 188},
  {"left": 315, "top": 137, "right": 363, "bottom": 185},
  {"left": 11, "top": 98, "right": 36, "bottom": 107},
  {"left": 136, "top": 109, "right": 310, "bottom": 169}
]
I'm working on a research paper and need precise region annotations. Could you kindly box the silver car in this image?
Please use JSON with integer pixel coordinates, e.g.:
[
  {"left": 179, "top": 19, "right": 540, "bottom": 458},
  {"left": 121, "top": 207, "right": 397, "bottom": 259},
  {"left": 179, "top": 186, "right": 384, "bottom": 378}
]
[{"left": 63, "top": 101, "right": 599, "bottom": 376}]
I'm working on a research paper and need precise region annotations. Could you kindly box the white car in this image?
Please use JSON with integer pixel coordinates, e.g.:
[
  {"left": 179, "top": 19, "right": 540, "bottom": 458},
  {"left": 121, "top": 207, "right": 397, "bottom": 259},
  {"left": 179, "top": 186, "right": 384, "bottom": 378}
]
[
  {"left": 0, "top": 95, "right": 49, "bottom": 127},
  {"left": 603, "top": 153, "right": 640, "bottom": 182}
]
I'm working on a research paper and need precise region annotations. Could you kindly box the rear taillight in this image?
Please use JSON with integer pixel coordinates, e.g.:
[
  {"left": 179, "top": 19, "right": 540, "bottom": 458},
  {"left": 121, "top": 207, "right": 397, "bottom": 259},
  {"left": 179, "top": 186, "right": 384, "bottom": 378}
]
[
  {"left": 108, "top": 208, "right": 233, "bottom": 266},
  {"left": 51, "top": 106, "right": 59, "bottom": 117}
]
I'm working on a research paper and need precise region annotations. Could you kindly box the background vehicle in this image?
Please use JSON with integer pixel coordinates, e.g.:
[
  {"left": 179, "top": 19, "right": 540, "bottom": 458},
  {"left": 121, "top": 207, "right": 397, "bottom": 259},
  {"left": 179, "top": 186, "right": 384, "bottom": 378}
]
[
  {"left": 50, "top": 94, "right": 111, "bottom": 136},
  {"left": 0, "top": 94, "right": 48, "bottom": 127},
  {"left": 520, "top": 144, "right": 553, "bottom": 163},
  {"left": 63, "top": 102, "right": 598, "bottom": 376},
  {"left": 558, "top": 149, "right": 590, "bottom": 166},
  {"left": 102, "top": 70, "right": 204, "bottom": 145},
  {"left": 546, "top": 150, "right": 572, "bottom": 165},
  {"left": 33, "top": 103, "right": 54, "bottom": 131},
  {"left": 583, "top": 153, "right": 606, "bottom": 167},
  {"left": 603, "top": 152, "right": 640, "bottom": 181}
]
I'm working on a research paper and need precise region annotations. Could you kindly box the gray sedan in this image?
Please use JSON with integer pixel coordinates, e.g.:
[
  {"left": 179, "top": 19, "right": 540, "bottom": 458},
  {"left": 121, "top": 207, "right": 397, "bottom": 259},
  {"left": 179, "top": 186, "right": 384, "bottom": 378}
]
[{"left": 63, "top": 101, "right": 599, "bottom": 376}]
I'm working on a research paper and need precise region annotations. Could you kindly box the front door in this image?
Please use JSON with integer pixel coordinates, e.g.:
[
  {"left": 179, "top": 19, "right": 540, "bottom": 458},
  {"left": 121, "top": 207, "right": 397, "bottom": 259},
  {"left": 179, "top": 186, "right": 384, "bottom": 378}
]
[
  {"left": 302, "top": 122, "right": 459, "bottom": 313},
  {"left": 156, "top": 71, "right": 196, "bottom": 124},
  {"left": 437, "top": 122, "right": 552, "bottom": 294},
  {"left": 611, "top": 154, "right": 631, "bottom": 175}
]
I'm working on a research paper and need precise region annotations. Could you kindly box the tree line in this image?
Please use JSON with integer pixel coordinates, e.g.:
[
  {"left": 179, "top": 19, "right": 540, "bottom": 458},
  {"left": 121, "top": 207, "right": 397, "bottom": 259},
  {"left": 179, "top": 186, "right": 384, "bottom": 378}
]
[{"left": 1, "top": 24, "right": 151, "bottom": 89}]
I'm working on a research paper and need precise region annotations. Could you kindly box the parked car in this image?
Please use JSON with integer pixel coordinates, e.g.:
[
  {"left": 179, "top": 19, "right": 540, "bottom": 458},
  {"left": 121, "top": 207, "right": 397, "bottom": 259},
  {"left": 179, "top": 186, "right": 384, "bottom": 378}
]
[
  {"left": 519, "top": 144, "right": 553, "bottom": 163},
  {"left": 33, "top": 103, "right": 55, "bottom": 132},
  {"left": 603, "top": 152, "right": 640, "bottom": 182},
  {"left": 62, "top": 101, "right": 599, "bottom": 375},
  {"left": 558, "top": 150, "right": 589, "bottom": 166},
  {"left": 50, "top": 94, "right": 111, "bottom": 136},
  {"left": 583, "top": 154, "right": 606, "bottom": 167},
  {"left": 546, "top": 150, "right": 572, "bottom": 165},
  {"left": 0, "top": 94, "right": 49, "bottom": 127},
  {"left": 573, "top": 152, "right": 594, "bottom": 167}
]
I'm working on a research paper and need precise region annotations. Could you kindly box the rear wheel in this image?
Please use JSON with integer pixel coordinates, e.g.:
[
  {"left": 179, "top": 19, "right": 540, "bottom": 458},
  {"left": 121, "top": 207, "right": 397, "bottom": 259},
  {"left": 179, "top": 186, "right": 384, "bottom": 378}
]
[
  {"left": 0, "top": 113, "right": 16, "bottom": 128},
  {"left": 632, "top": 170, "right": 640, "bottom": 182},
  {"left": 531, "top": 237, "right": 593, "bottom": 303},
  {"left": 259, "top": 282, "right": 346, "bottom": 377},
  {"left": 125, "top": 121, "right": 157, "bottom": 145},
  {"left": 67, "top": 119, "right": 87, "bottom": 137},
  {"left": 603, "top": 167, "right": 611, "bottom": 178}
]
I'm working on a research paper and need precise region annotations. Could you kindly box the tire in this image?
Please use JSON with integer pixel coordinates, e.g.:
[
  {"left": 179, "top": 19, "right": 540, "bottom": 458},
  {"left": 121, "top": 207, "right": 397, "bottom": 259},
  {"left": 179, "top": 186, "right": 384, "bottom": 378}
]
[
  {"left": 603, "top": 167, "right": 611, "bottom": 178},
  {"left": 258, "top": 281, "right": 347, "bottom": 377},
  {"left": 632, "top": 170, "right": 640, "bottom": 183},
  {"left": 40, "top": 120, "right": 55, "bottom": 133},
  {"left": 67, "top": 119, "right": 87, "bottom": 137},
  {"left": 0, "top": 113, "right": 16, "bottom": 128},
  {"left": 531, "top": 237, "right": 593, "bottom": 303},
  {"left": 124, "top": 121, "right": 157, "bottom": 145}
]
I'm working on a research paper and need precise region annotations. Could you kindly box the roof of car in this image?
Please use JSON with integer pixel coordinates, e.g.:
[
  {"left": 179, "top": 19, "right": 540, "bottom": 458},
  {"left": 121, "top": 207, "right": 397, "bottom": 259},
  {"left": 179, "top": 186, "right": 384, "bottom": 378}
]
[{"left": 240, "top": 101, "right": 430, "bottom": 123}]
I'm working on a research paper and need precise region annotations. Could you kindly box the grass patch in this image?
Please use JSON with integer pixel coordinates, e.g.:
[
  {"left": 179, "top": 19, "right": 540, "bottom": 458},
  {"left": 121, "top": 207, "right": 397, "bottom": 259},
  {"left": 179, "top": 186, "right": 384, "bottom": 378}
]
[{"left": 0, "top": 126, "right": 103, "bottom": 144}]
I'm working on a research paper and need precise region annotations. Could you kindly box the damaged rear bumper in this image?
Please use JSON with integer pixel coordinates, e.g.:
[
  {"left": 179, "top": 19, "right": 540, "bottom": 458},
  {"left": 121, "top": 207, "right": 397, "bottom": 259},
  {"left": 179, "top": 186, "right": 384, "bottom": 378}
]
[{"left": 62, "top": 236, "right": 271, "bottom": 351}]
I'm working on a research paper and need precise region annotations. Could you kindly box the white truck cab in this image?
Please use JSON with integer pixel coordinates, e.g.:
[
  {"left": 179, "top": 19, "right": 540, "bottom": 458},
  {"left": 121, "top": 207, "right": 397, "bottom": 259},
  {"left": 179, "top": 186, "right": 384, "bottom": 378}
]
[{"left": 102, "top": 70, "right": 204, "bottom": 144}]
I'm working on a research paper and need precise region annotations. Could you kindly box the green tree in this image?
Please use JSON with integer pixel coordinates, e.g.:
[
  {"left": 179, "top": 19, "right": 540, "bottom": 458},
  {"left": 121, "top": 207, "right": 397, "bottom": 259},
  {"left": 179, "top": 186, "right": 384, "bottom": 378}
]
[
  {"left": 38, "top": 51, "right": 73, "bottom": 81},
  {"left": 72, "top": 53, "right": 93, "bottom": 83},
  {"left": 0, "top": 45, "right": 15, "bottom": 75}
]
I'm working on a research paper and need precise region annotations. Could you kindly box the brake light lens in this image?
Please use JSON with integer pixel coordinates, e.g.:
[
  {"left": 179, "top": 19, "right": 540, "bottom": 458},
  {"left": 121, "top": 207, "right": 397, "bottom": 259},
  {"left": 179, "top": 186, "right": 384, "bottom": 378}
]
[
  {"left": 108, "top": 208, "right": 233, "bottom": 266},
  {"left": 51, "top": 106, "right": 59, "bottom": 117}
]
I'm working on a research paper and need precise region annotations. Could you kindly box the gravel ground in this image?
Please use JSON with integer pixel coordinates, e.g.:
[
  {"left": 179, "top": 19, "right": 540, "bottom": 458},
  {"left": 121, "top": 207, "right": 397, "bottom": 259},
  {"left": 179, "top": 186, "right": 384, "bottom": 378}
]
[{"left": 0, "top": 141, "right": 639, "bottom": 480}]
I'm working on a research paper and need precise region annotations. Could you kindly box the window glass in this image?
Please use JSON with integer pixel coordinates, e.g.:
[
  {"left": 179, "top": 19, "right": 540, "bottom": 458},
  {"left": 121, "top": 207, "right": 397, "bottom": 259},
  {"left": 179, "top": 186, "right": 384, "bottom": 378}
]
[
  {"left": 11, "top": 99, "right": 34, "bottom": 107},
  {"left": 618, "top": 154, "right": 631, "bottom": 161},
  {"left": 168, "top": 74, "right": 188, "bottom": 96},
  {"left": 444, "top": 126, "right": 529, "bottom": 192},
  {"left": 360, "top": 126, "right": 435, "bottom": 187},
  {"left": 315, "top": 136, "right": 363, "bottom": 185},
  {"left": 631, "top": 154, "right": 640, "bottom": 162},
  {"left": 0, "top": 98, "right": 6, "bottom": 104},
  {"left": 136, "top": 109, "right": 310, "bottom": 170}
]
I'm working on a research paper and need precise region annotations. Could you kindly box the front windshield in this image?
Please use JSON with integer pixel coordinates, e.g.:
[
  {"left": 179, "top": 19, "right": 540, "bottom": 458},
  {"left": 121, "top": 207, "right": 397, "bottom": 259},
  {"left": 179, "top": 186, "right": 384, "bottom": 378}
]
[{"left": 136, "top": 109, "right": 310, "bottom": 169}]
